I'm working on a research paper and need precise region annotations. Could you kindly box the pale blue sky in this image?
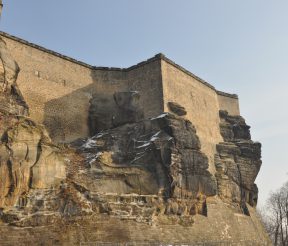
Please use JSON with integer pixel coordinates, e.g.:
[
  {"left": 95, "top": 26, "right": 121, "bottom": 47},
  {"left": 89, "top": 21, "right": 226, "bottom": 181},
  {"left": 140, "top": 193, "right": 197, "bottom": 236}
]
[{"left": 2, "top": 0, "right": 288, "bottom": 206}]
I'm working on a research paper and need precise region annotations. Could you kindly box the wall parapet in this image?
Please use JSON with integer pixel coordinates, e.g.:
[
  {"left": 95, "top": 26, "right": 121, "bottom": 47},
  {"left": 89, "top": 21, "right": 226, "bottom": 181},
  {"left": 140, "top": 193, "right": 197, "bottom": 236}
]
[
  {"left": 0, "top": 31, "right": 160, "bottom": 73},
  {"left": 216, "top": 90, "right": 238, "bottom": 99},
  {"left": 158, "top": 53, "right": 239, "bottom": 99},
  {"left": 158, "top": 53, "right": 216, "bottom": 90},
  {"left": 0, "top": 31, "right": 94, "bottom": 69},
  {"left": 0, "top": 31, "right": 238, "bottom": 99}
]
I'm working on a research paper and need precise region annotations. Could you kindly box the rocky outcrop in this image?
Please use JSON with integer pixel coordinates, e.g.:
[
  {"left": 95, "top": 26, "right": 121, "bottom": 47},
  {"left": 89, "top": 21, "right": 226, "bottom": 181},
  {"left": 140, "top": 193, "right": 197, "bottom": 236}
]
[
  {"left": 89, "top": 91, "right": 144, "bottom": 135},
  {"left": 0, "top": 37, "right": 66, "bottom": 209},
  {"left": 167, "top": 102, "right": 187, "bottom": 116},
  {"left": 215, "top": 110, "right": 262, "bottom": 213},
  {"left": 1, "top": 113, "right": 215, "bottom": 227},
  {"left": 69, "top": 113, "right": 216, "bottom": 223},
  {"left": 0, "top": 118, "right": 65, "bottom": 207},
  {"left": 0, "top": 38, "right": 28, "bottom": 116}
]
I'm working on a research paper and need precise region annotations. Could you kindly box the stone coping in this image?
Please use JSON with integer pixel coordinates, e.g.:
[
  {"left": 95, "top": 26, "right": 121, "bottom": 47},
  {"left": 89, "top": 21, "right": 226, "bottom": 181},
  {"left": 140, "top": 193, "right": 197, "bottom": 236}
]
[
  {"left": 0, "top": 31, "right": 94, "bottom": 69},
  {"left": 0, "top": 31, "right": 238, "bottom": 99},
  {"left": 216, "top": 90, "right": 238, "bottom": 99}
]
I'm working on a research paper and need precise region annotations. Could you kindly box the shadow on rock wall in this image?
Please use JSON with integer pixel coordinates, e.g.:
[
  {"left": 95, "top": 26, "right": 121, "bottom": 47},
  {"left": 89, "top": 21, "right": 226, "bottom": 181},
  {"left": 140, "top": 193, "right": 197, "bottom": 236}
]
[
  {"left": 43, "top": 69, "right": 144, "bottom": 143},
  {"left": 43, "top": 83, "right": 95, "bottom": 143}
]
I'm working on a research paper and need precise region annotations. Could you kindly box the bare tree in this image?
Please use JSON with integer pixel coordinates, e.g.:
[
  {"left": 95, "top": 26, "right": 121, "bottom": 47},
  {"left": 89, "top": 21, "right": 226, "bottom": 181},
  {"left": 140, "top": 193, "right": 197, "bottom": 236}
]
[{"left": 260, "top": 181, "right": 288, "bottom": 245}]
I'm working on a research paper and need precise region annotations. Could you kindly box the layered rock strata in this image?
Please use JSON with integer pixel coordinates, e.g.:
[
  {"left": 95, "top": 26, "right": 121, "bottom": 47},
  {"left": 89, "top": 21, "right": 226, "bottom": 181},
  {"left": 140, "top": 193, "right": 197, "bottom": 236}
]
[
  {"left": 215, "top": 110, "right": 262, "bottom": 214},
  {"left": 73, "top": 113, "right": 217, "bottom": 222}
]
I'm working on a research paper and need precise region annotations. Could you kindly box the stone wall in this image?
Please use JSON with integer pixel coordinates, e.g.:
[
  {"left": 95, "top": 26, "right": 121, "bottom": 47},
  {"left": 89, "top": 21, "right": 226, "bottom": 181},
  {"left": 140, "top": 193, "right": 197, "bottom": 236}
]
[
  {"left": 0, "top": 33, "right": 95, "bottom": 142},
  {"left": 0, "top": 33, "right": 163, "bottom": 142},
  {"left": 217, "top": 91, "right": 240, "bottom": 116},
  {"left": 161, "top": 59, "right": 220, "bottom": 174},
  {"left": 125, "top": 58, "right": 163, "bottom": 119},
  {"left": 0, "top": 32, "right": 239, "bottom": 149}
]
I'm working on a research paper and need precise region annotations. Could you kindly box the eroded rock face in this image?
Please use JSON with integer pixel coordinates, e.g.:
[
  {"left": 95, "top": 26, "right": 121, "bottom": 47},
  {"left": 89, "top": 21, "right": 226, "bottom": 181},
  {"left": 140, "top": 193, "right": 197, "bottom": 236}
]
[
  {"left": 70, "top": 113, "right": 217, "bottom": 222},
  {"left": 89, "top": 91, "right": 144, "bottom": 135},
  {"left": 0, "top": 38, "right": 28, "bottom": 115},
  {"left": 167, "top": 102, "right": 187, "bottom": 116},
  {"left": 0, "top": 37, "right": 66, "bottom": 209},
  {"left": 215, "top": 110, "right": 261, "bottom": 212}
]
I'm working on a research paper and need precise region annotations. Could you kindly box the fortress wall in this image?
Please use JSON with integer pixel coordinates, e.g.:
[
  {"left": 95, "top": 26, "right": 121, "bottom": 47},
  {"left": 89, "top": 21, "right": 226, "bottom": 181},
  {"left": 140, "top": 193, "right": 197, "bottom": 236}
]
[
  {"left": 1, "top": 34, "right": 93, "bottom": 120},
  {"left": 0, "top": 34, "right": 128, "bottom": 142},
  {"left": 44, "top": 69, "right": 128, "bottom": 142},
  {"left": 217, "top": 91, "right": 240, "bottom": 115},
  {"left": 0, "top": 33, "right": 163, "bottom": 142},
  {"left": 88, "top": 59, "right": 163, "bottom": 133},
  {"left": 126, "top": 58, "right": 163, "bottom": 119},
  {"left": 161, "top": 59, "right": 223, "bottom": 173},
  {"left": 1, "top": 34, "right": 96, "bottom": 142},
  {"left": 0, "top": 32, "right": 237, "bottom": 147}
]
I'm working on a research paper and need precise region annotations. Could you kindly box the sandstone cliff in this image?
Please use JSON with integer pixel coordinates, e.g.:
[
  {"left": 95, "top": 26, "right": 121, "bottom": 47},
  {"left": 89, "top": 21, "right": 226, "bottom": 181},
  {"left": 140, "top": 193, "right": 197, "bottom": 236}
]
[
  {"left": 0, "top": 36, "right": 271, "bottom": 245},
  {"left": 0, "top": 37, "right": 66, "bottom": 210}
]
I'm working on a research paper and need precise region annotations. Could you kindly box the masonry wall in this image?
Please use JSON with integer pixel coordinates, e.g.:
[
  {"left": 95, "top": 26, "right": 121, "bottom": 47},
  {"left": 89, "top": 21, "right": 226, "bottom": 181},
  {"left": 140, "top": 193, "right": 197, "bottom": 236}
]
[
  {"left": 1, "top": 34, "right": 96, "bottom": 142},
  {"left": 125, "top": 59, "right": 163, "bottom": 119},
  {"left": 1, "top": 32, "right": 240, "bottom": 148},
  {"left": 161, "top": 59, "right": 224, "bottom": 173},
  {"left": 87, "top": 59, "right": 163, "bottom": 134},
  {"left": 43, "top": 69, "right": 128, "bottom": 142},
  {"left": 0, "top": 33, "right": 164, "bottom": 142},
  {"left": 217, "top": 92, "right": 240, "bottom": 115}
]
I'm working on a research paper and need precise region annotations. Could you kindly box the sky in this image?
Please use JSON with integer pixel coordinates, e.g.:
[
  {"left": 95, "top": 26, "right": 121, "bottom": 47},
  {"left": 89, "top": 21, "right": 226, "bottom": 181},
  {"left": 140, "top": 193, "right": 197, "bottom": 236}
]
[{"left": 2, "top": 0, "right": 288, "bottom": 206}]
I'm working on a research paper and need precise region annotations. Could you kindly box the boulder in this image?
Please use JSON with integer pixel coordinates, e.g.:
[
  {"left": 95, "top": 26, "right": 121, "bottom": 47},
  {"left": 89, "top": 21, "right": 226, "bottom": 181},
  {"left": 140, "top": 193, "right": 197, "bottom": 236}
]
[{"left": 167, "top": 101, "right": 187, "bottom": 116}]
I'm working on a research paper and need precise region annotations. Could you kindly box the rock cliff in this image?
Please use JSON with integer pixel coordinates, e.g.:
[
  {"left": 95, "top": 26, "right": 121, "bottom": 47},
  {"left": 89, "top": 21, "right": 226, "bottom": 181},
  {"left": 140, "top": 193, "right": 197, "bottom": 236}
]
[
  {"left": 0, "top": 35, "right": 271, "bottom": 245},
  {"left": 0, "top": 37, "right": 66, "bottom": 211}
]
